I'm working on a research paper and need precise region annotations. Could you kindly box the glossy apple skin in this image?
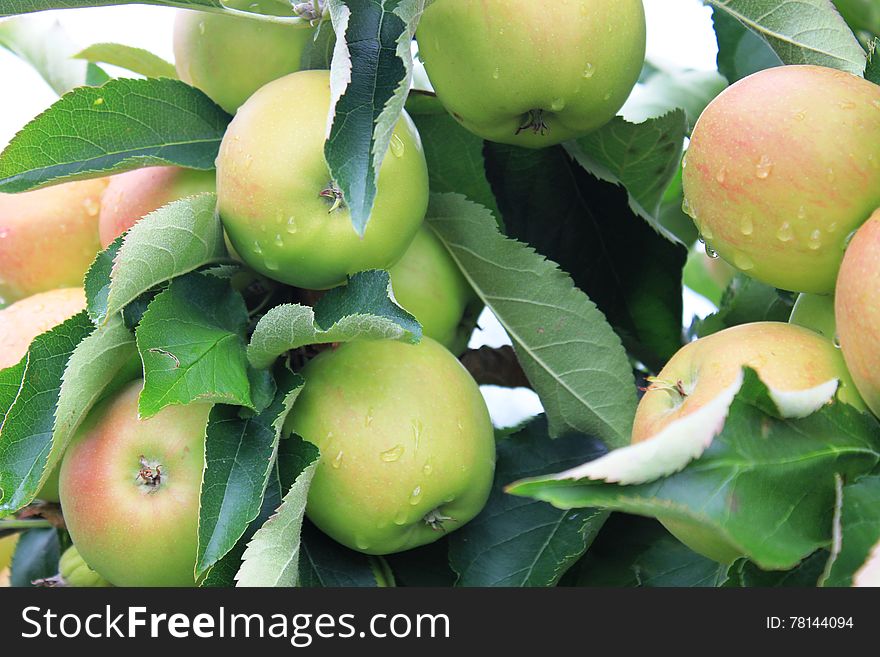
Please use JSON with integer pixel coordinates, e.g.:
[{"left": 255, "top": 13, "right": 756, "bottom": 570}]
[
  {"left": 217, "top": 70, "right": 429, "bottom": 289},
  {"left": 389, "top": 226, "right": 475, "bottom": 350},
  {"left": 632, "top": 321, "right": 864, "bottom": 563},
  {"left": 59, "top": 381, "right": 210, "bottom": 587},
  {"left": 288, "top": 338, "right": 496, "bottom": 554},
  {"left": 682, "top": 65, "right": 880, "bottom": 294},
  {"left": 415, "top": 0, "right": 646, "bottom": 148},
  {"left": 789, "top": 293, "right": 837, "bottom": 341},
  {"left": 99, "top": 167, "right": 215, "bottom": 247},
  {"left": 0, "top": 179, "right": 107, "bottom": 304},
  {"left": 173, "top": 0, "right": 315, "bottom": 114},
  {"left": 836, "top": 211, "right": 880, "bottom": 417}
]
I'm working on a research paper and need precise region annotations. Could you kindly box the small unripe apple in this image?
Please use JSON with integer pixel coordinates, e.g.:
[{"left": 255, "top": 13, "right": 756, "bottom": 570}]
[
  {"left": 174, "top": 0, "right": 316, "bottom": 114},
  {"left": 0, "top": 534, "right": 17, "bottom": 573},
  {"left": 389, "top": 226, "right": 475, "bottom": 350},
  {"left": 836, "top": 210, "right": 880, "bottom": 417},
  {"left": 99, "top": 166, "right": 215, "bottom": 247},
  {"left": 416, "top": 0, "right": 646, "bottom": 147},
  {"left": 59, "top": 545, "right": 111, "bottom": 587},
  {"left": 0, "top": 179, "right": 107, "bottom": 304},
  {"left": 682, "top": 65, "right": 880, "bottom": 294},
  {"left": 287, "top": 338, "right": 496, "bottom": 554},
  {"left": 789, "top": 293, "right": 836, "bottom": 340},
  {"left": 217, "top": 70, "right": 429, "bottom": 289},
  {"left": 59, "top": 381, "right": 209, "bottom": 587},
  {"left": 632, "top": 321, "right": 864, "bottom": 562}
]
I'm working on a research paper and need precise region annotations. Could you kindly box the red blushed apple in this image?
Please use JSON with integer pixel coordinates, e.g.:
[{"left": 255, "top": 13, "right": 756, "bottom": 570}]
[
  {"left": 683, "top": 65, "right": 880, "bottom": 294},
  {"left": 99, "top": 166, "right": 215, "bottom": 247},
  {"left": 0, "top": 179, "right": 108, "bottom": 304},
  {"left": 59, "top": 381, "right": 210, "bottom": 587},
  {"left": 633, "top": 322, "right": 864, "bottom": 444},
  {"left": 836, "top": 210, "right": 880, "bottom": 417},
  {"left": 632, "top": 321, "right": 864, "bottom": 563}
]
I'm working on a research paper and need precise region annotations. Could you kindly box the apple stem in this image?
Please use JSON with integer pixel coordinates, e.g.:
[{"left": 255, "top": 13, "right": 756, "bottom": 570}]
[
  {"left": 0, "top": 519, "right": 53, "bottom": 529},
  {"left": 515, "top": 109, "right": 548, "bottom": 137},
  {"left": 319, "top": 182, "right": 346, "bottom": 213}
]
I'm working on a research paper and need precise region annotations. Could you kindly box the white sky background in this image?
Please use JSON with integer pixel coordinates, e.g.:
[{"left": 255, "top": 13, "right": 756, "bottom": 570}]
[{"left": 0, "top": 0, "right": 720, "bottom": 427}]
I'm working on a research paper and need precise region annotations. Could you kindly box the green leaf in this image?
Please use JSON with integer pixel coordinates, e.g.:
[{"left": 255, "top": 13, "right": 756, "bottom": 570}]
[
  {"left": 74, "top": 43, "right": 178, "bottom": 79},
  {"left": 247, "top": 270, "right": 420, "bottom": 370},
  {"left": 713, "top": 7, "right": 783, "bottom": 83},
  {"left": 86, "top": 194, "right": 227, "bottom": 325},
  {"left": 509, "top": 369, "right": 880, "bottom": 570},
  {"left": 726, "top": 551, "right": 828, "bottom": 586},
  {"left": 483, "top": 145, "right": 686, "bottom": 371},
  {"left": 201, "top": 453, "right": 285, "bottom": 587},
  {"left": 0, "top": 78, "right": 229, "bottom": 193},
  {"left": 197, "top": 371, "right": 304, "bottom": 577},
  {"left": 383, "top": 538, "right": 457, "bottom": 587},
  {"left": 298, "top": 521, "right": 382, "bottom": 587},
  {"left": 0, "top": 313, "right": 93, "bottom": 515},
  {"left": 46, "top": 316, "right": 140, "bottom": 495},
  {"left": 408, "top": 91, "right": 501, "bottom": 222},
  {"left": 235, "top": 435, "right": 320, "bottom": 587},
  {"left": 325, "top": 0, "right": 425, "bottom": 234},
  {"left": 426, "top": 193, "right": 637, "bottom": 450},
  {"left": 0, "top": 15, "right": 102, "bottom": 95},
  {"left": 10, "top": 528, "right": 59, "bottom": 587},
  {"left": 448, "top": 415, "right": 608, "bottom": 587},
  {"left": 136, "top": 273, "right": 252, "bottom": 417},
  {"left": 690, "top": 274, "right": 795, "bottom": 339},
  {"left": 561, "top": 515, "right": 730, "bottom": 587},
  {"left": 822, "top": 474, "right": 880, "bottom": 586},
  {"left": 566, "top": 112, "right": 687, "bottom": 225},
  {"left": 707, "top": 0, "right": 867, "bottom": 75},
  {"left": 622, "top": 69, "right": 728, "bottom": 131}
]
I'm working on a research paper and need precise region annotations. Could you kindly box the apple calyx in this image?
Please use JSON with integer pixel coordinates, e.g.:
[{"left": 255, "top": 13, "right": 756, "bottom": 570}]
[
  {"left": 292, "top": 0, "right": 325, "bottom": 23},
  {"left": 423, "top": 508, "right": 455, "bottom": 532},
  {"left": 136, "top": 455, "right": 163, "bottom": 492},
  {"left": 515, "top": 109, "right": 548, "bottom": 137},
  {"left": 319, "top": 182, "right": 345, "bottom": 213}
]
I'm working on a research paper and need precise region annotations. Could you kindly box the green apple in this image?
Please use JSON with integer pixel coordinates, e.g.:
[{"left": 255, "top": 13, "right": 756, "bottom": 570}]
[
  {"left": 789, "top": 293, "right": 836, "bottom": 340},
  {"left": 836, "top": 210, "right": 880, "bottom": 417},
  {"left": 0, "top": 179, "right": 107, "bottom": 304},
  {"left": 173, "top": 0, "right": 315, "bottom": 114},
  {"left": 0, "top": 534, "right": 17, "bottom": 573},
  {"left": 632, "top": 321, "right": 864, "bottom": 562},
  {"left": 389, "top": 226, "right": 475, "bottom": 350},
  {"left": 99, "top": 166, "right": 215, "bottom": 247},
  {"left": 287, "top": 337, "right": 496, "bottom": 554},
  {"left": 682, "top": 65, "right": 880, "bottom": 294},
  {"left": 59, "top": 545, "right": 111, "bottom": 587},
  {"left": 217, "top": 69, "right": 429, "bottom": 289},
  {"left": 415, "top": 0, "right": 646, "bottom": 148},
  {"left": 59, "top": 381, "right": 209, "bottom": 587}
]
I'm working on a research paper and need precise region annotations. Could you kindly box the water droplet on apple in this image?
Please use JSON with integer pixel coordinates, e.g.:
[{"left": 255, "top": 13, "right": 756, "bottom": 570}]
[
  {"left": 716, "top": 167, "right": 727, "bottom": 184},
  {"left": 331, "top": 451, "right": 344, "bottom": 469},
  {"left": 550, "top": 97, "right": 566, "bottom": 111},
  {"left": 833, "top": 334, "right": 842, "bottom": 349},
  {"left": 252, "top": 241, "right": 263, "bottom": 255},
  {"left": 777, "top": 222, "right": 794, "bottom": 242},
  {"left": 380, "top": 444, "right": 405, "bottom": 462},
  {"left": 582, "top": 63, "right": 595, "bottom": 79},
  {"left": 492, "top": 67, "right": 500, "bottom": 80},
  {"left": 808, "top": 229, "right": 822, "bottom": 250},
  {"left": 286, "top": 216, "right": 298, "bottom": 234},
  {"left": 755, "top": 155, "right": 773, "bottom": 179},
  {"left": 705, "top": 244, "right": 719, "bottom": 259},
  {"left": 409, "top": 486, "right": 423, "bottom": 505},
  {"left": 390, "top": 134, "right": 405, "bottom": 158},
  {"left": 733, "top": 251, "right": 754, "bottom": 271},
  {"left": 740, "top": 215, "right": 753, "bottom": 236},
  {"left": 273, "top": 234, "right": 284, "bottom": 247},
  {"left": 393, "top": 509, "right": 408, "bottom": 526}
]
